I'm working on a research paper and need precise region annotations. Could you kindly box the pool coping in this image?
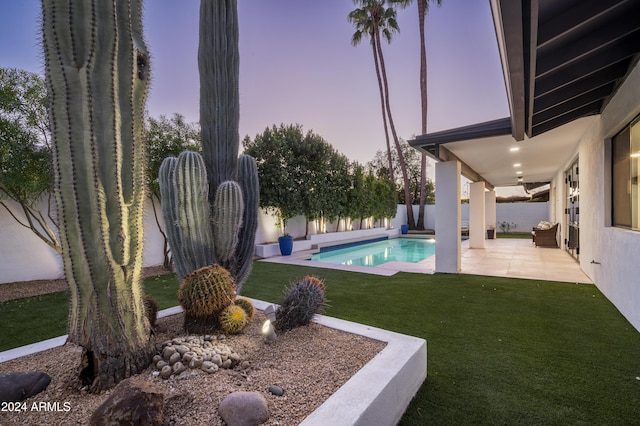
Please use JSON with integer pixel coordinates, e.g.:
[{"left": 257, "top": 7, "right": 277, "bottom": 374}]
[{"left": 0, "top": 300, "right": 428, "bottom": 426}]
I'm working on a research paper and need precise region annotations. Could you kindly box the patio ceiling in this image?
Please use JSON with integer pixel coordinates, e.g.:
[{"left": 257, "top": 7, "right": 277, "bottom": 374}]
[
  {"left": 410, "top": 0, "right": 640, "bottom": 188},
  {"left": 436, "top": 116, "right": 596, "bottom": 187}
]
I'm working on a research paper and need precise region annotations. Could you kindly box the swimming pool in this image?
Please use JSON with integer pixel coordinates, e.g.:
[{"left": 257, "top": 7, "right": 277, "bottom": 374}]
[{"left": 310, "top": 238, "right": 435, "bottom": 267}]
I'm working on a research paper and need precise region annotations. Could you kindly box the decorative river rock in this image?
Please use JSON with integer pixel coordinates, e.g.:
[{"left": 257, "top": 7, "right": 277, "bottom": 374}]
[{"left": 153, "top": 335, "right": 241, "bottom": 379}]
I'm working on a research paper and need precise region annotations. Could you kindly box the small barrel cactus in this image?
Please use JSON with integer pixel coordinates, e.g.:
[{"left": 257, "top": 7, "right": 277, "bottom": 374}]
[
  {"left": 234, "top": 296, "right": 255, "bottom": 321},
  {"left": 178, "top": 264, "right": 236, "bottom": 333},
  {"left": 275, "top": 276, "right": 327, "bottom": 333},
  {"left": 219, "top": 304, "right": 248, "bottom": 334}
]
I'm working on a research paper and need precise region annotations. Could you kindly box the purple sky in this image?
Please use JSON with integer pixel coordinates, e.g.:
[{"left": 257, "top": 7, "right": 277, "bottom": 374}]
[{"left": 1, "top": 0, "right": 509, "bottom": 171}]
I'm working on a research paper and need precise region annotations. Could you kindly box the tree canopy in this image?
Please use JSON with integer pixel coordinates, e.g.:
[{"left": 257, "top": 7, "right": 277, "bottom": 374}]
[
  {"left": 367, "top": 138, "right": 434, "bottom": 204},
  {"left": 243, "top": 123, "right": 397, "bottom": 236},
  {"left": 146, "top": 113, "right": 200, "bottom": 198}
]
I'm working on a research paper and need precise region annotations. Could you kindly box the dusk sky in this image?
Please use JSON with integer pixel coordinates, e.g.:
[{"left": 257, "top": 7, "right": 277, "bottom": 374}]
[{"left": 1, "top": 0, "right": 509, "bottom": 175}]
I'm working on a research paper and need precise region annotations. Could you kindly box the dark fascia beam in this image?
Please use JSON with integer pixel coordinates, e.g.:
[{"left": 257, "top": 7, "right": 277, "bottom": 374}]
[
  {"left": 493, "top": 0, "right": 526, "bottom": 141},
  {"left": 410, "top": 117, "right": 512, "bottom": 146},
  {"left": 409, "top": 118, "right": 510, "bottom": 191}
]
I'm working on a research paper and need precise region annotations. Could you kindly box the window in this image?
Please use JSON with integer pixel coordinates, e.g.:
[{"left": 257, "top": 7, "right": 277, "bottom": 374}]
[{"left": 612, "top": 116, "right": 640, "bottom": 230}]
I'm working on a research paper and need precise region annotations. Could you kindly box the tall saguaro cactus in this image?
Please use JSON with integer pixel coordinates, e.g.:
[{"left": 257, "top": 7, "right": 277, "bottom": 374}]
[
  {"left": 159, "top": 0, "right": 259, "bottom": 294},
  {"left": 42, "top": 0, "right": 153, "bottom": 391}
]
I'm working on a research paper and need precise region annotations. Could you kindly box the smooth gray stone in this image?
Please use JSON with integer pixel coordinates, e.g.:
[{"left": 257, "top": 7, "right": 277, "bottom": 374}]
[{"left": 0, "top": 371, "right": 52, "bottom": 402}]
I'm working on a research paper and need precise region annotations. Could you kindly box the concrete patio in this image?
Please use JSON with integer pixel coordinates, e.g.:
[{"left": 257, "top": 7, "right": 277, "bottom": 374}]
[{"left": 263, "top": 237, "right": 592, "bottom": 284}]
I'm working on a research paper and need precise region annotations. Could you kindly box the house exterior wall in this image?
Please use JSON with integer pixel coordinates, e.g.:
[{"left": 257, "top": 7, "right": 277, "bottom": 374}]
[{"left": 550, "top": 61, "right": 640, "bottom": 331}]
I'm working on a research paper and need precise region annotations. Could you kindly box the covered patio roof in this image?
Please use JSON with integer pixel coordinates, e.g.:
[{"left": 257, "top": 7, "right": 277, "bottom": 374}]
[
  {"left": 409, "top": 0, "right": 640, "bottom": 187},
  {"left": 411, "top": 115, "right": 596, "bottom": 187}
]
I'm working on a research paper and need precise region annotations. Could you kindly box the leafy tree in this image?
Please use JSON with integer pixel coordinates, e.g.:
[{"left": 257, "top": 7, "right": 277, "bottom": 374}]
[
  {"left": 242, "top": 124, "right": 303, "bottom": 235},
  {"left": 372, "top": 173, "right": 398, "bottom": 224},
  {"left": 323, "top": 152, "right": 352, "bottom": 231},
  {"left": 347, "top": 163, "right": 371, "bottom": 228},
  {"left": 349, "top": 0, "right": 416, "bottom": 228},
  {"left": 367, "top": 139, "right": 434, "bottom": 204},
  {"left": 145, "top": 113, "right": 200, "bottom": 269},
  {"left": 244, "top": 124, "right": 355, "bottom": 237},
  {"left": 291, "top": 130, "right": 352, "bottom": 236},
  {"left": 0, "top": 68, "right": 60, "bottom": 253}
]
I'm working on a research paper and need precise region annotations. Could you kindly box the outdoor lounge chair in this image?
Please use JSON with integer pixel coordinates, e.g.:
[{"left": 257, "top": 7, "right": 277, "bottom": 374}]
[{"left": 532, "top": 223, "right": 559, "bottom": 247}]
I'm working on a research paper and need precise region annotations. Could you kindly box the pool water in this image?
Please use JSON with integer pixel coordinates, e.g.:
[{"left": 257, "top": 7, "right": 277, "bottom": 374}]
[{"left": 310, "top": 238, "right": 435, "bottom": 267}]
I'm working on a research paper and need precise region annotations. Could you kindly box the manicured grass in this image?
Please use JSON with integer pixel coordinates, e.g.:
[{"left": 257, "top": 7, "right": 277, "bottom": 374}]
[
  {"left": 0, "top": 292, "right": 68, "bottom": 351},
  {"left": 2, "top": 262, "right": 639, "bottom": 424},
  {"left": 241, "top": 263, "right": 640, "bottom": 425},
  {"left": 0, "top": 274, "right": 180, "bottom": 351}
]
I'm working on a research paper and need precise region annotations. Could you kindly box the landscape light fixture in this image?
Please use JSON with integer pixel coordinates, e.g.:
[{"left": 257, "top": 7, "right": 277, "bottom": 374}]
[{"left": 262, "top": 319, "right": 277, "bottom": 343}]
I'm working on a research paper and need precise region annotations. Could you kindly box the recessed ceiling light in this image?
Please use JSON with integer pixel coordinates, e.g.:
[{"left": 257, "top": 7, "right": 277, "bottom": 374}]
[
  {"left": 516, "top": 171, "right": 523, "bottom": 175},
  {"left": 513, "top": 163, "right": 521, "bottom": 167},
  {"left": 509, "top": 147, "right": 520, "bottom": 152}
]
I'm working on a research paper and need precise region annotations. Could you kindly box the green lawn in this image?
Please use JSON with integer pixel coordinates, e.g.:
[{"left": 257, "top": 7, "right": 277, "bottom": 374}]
[{"left": 2, "top": 262, "right": 639, "bottom": 424}]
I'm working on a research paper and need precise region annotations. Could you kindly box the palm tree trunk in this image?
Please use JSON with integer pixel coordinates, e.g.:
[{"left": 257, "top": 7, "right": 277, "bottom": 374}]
[
  {"left": 417, "top": 0, "right": 428, "bottom": 230},
  {"left": 374, "top": 27, "right": 416, "bottom": 228},
  {"left": 371, "top": 39, "right": 395, "bottom": 182}
]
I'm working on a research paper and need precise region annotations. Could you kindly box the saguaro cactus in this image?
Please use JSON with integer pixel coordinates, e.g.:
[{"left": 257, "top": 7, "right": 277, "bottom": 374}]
[
  {"left": 159, "top": 0, "right": 259, "bottom": 294},
  {"left": 42, "top": 0, "right": 153, "bottom": 391}
]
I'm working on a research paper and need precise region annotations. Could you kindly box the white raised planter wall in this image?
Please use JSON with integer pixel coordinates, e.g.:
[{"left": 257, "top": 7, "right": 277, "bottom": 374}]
[{"left": 0, "top": 300, "right": 427, "bottom": 425}]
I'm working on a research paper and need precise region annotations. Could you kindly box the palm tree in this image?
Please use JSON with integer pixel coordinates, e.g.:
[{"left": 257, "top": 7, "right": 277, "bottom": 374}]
[
  {"left": 348, "top": 0, "right": 416, "bottom": 229},
  {"left": 348, "top": 5, "right": 394, "bottom": 183},
  {"left": 394, "top": 0, "right": 442, "bottom": 229}
]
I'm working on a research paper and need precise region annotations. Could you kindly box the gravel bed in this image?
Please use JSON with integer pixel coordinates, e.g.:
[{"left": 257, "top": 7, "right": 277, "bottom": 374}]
[{"left": 0, "top": 310, "right": 386, "bottom": 425}]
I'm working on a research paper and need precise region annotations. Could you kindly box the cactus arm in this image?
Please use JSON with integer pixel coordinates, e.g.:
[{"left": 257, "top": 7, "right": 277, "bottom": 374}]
[
  {"left": 159, "top": 0, "right": 259, "bottom": 288},
  {"left": 199, "top": 0, "right": 240, "bottom": 196},
  {"left": 212, "top": 180, "right": 243, "bottom": 269},
  {"left": 233, "top": 154, "right": 260, "bottom": 291},
  {"left": 158, "top": 157, "right": 189, "bottom": 280},
  {"left": 174, "top": 151, "right": 216, "bottom": 278}
]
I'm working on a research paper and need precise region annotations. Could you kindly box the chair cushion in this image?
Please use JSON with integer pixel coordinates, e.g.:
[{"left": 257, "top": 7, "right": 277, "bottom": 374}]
[{"left": 536, "top": 221, "right": 554, "bottom": 230}]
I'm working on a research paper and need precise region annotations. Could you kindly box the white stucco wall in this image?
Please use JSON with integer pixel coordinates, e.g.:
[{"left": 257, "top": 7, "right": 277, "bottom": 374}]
[
  {"left": 0, "top": 197, "right": 168, "bottom": 284},
  {"left": 568, "top": 61, "right": 640, "bottom": 332},
  {"left": 0, "top": 198, "right": 63, "bottom": 282},
  {"left": 548, "top": 61, "right": 640, "bottom": 332}
]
